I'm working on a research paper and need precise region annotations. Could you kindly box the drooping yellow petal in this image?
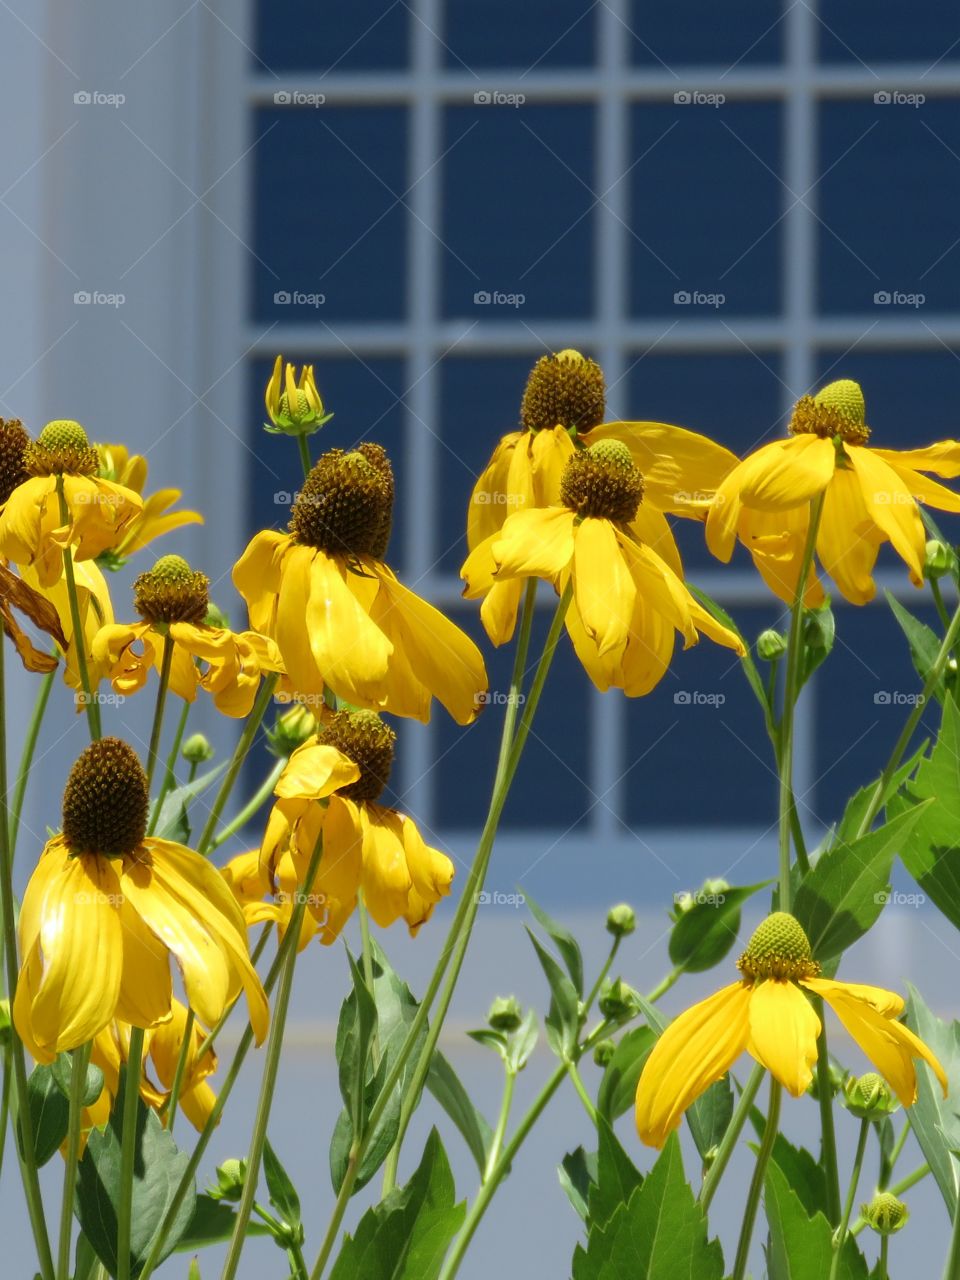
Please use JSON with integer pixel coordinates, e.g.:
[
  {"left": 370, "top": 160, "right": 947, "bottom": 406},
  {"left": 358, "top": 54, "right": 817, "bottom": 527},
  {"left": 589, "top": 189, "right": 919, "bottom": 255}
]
[
  {"left": 587, "top": 420, "right": 738, "bottom": 518},
  {"left": 479, "top": 578, "right": 524, "bottom": 647},
  {"left": 635, "top": 982, "right": 751, "bottom": 1148},
  {"left": 747, "top": 980, "right": 821, "bottom": 1097},
  {"left": 847, "top": 446, "right": 926, "bottom": 586},
  {"left": 505, "top": 431, "right": 536, "bottom": 510},
  {"left": 628, "top": 503, "right": 683, "bottom": 577},
  {"left": 736, "top": 434, "right": 835, "bottom": 511},
  {"left": 564, "top": 589, "right": 627, "bottom": 693},
  {"left": 802, "top": 977, "right": 903, "bottom": 1018},
  {"left": 573, "top": 518, "right": 636, "bottom": 657},
  {"left": 530, "top": 426, "right": 576, "bottom": 505},
  {"left": 737, "top": 504, "right": 826, "bottom": 608},
  {"left": 305, "top": 551, "right": 393, "bottom": 706},
  {"left": 872, "top": 441, "right": 960, "bottom": 479},
  {"left": 876, "top": 461, "right": 960, "bottom": 515},
  {"left": 622, "top": 593, "right": 675, "bottom": 697},
  {"left": 491, "top": 507, "right": 576, "bottom": 582},
  {"left": 303, "top": 796, "right": 362, "bottom": 944},
  {"left": 467, "top": 434, "right": 521, "bottom": 549},
  {"left": 359, "top": 806, "right": 413, "bottom": 927},
  {"left": 815, "top": 466, "right": 883, "bottom": 605},
  {"left": 275, "top": 741, "right": 360, "bottom": 801},
  {"left": 232, "top": 530, "right": 287, "bottom": 635},
  {"left": 113, "top": 890, "right": 173, "bottom": 1029},
  {"left": 400, "top": 815, "right": 454, "bottom": 935}
]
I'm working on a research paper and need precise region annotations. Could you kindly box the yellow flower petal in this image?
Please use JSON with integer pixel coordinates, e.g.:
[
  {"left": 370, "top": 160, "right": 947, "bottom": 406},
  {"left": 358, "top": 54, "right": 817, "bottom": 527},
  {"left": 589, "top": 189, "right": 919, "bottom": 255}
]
[
  {"left": 305, "top": 796, "right": 362, "bottom": 944},
  {"left": 305, "top": 551, "right": 393, "bottom": 705},
  {"left": 467, "top": 434, "right": 521, "bottom": 549},
  {"left": 360, "top": 806, "right": 413, "bottom": 928},
  {"left": 847, "top": 446, "right": 925, "bottom": 586},
  {"left": 587, "top": 420, "right": 738, "bottom": 518},
  {"left": 573, "top": 518, "right": 636, "bottom": 657},
  {"left": 628, "top": 503, "right": 683, "bottom": 577},
  {"left": 815, "top": 466, "right": 882, "bottom": 604},
  {"left": 491, "top": 507, "right": 576, "bottom": 582},
  {"left": 802, "top": 977, "right": 903, "bottom": 1018},
  {"left": 872, "top": 441, "right": 960, "bottom": 479},
  {"left": 747, "top": 979, "right": 820, "bottom": 1097},
  {"left": 232, "top": 530, "right": 287, "bottom": 635},
  {"left": 479, "top": 578, "right": 523, "bottom": 647},
  {"left": 737, "top": 504, "right": 826, "bottom": 608},
  {"left": 736, "top": 434, "right": 835, "bottom": 511},
  {"left": 113, "top": 890, "right": 173, "bottom": 1029},
  {"left": 530, "top": 426, "right": 576, "bottom": 505}
]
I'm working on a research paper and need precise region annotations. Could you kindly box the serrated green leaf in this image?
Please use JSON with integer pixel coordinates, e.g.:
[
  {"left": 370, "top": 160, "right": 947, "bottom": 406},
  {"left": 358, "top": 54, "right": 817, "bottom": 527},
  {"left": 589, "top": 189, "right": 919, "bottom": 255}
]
[
  {"left": 425, "top": 1051, "right": 492, "bottom": 1176},
  {"left": 668, "top": 882, "right": 770, "bottom": 974},
  {"left": 587, "top": 1118, "right": 643, "bottom": 1232},
  {"left": 904, "top": 985, "right": 960, "bottom": 1214},
  {"left": 526, "top": 927, "right": 581, "bottom": 1058},
  {"left": 25, "top": 1062, "right": 69, "bottom": 1167},
  {"left": 597, "top": 1026, "right": 656, "bottom": 1123},
  {"left": 263, "top": 1139, "right": 301, "bottom": 1229},
  {"left": 793, "top": 804, "right": 930, "bottom": 960},
  {"left": 765, "top": 1162, "right": 868, "bottom": 1280},
  {"left": 884, "top": 590, "right": 946, "bottom": 700},
  {"left": 523, "top": 891, "right": 584, "bottom": 995},
  {"left": 572, "top": 1135, "right": 723, "bottom": 1279},
  {"left": 559, "top": 1147, "right": 598, "bottom": 1222}
]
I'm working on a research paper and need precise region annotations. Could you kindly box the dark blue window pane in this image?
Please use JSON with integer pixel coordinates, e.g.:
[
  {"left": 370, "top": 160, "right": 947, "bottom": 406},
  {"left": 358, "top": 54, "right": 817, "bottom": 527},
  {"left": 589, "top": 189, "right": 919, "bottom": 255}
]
[
  {"left": 630, "top": 1, "right": 784, "bottom": 67},
  {"left": 818, "top": 99, "right": 960, "bottom": 314},
  {"left": 623, "top": 604, "right": 782, "bottom": 827},
  {"left": 626, "top": 351, "right": 786, "bottom": 575},
  {"left": 255, "top": 0, "right": 409, "bottom": 71},
  {"left": 251, "top": 106, "right": 407, "bottom": 324},
  {"left": 629, "top": 103, "right": 783, "bottom": 317},
  {"left": 818, "top": 1, "right": 960, "bottom": 64},
  {"left": 244, "top": 355, "right": 407, "bottom": 571},
  {"left": 441, "top": 104, "right": 595, "bottom": 319},
  {"left": 433, "top": 607, "right": 593, "bottom": 831},
  {"left": 443, "top": 0, "right": 596, "bottom": 70}
]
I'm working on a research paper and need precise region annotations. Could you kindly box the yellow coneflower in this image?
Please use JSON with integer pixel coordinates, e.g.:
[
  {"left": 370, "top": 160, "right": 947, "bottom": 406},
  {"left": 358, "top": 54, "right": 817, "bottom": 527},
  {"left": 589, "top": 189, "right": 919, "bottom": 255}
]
[
  {"left": 14, "top": 739, "right": 268, "bottom": 1062},
  {"left": 467, "top": 350, "right": 738, "bottom": 643},
  {"left": 635, "top": 912, "right": 946, "bottom": 1149},
  {"left": 91, "top": 555, "right": 283, "bottom": 718},
  {"left": 95, "top": 443, "right": 203, "bottom": 564},
  {"left": 0, "top": 420, "right": 142, "bottom": 587},
  {"left": 233, "top": 443, "right": 487, "bottom": 724},
  {"left": 462, "top": 440, "right": 744, "bottom": 695},
  {"left": 706, "top": 378, "right": 960, "bottom": 605}
]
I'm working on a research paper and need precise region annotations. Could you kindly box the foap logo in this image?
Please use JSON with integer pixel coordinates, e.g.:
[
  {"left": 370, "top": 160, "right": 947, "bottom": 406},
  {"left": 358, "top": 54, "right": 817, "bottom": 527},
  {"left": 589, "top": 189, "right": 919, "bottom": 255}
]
[
  {"left": 273, "top": 90, "right": 326, "bottom": 107},
  {"left": 874, "top": 889, "right": 926, "bottom": 906},
  {"left": 473, "top": 290, "right": 525, "bottom": 308},
  {"left": 74, "top": 90, "right": 125, "bottom": 108},
  {"left": 674, "top": 90, "right": 725, "bottom": 107},
  {"left": 674, "top": 889, "right": 727, "bottom": 908},
  {"left": 475, "top": 890, "right": 526, "bottom": 907},
  {"left": 673, "top": 289, "right": 725, "bottom": 308},
  {"left": 472, "top": 491, "right": 524, "bottom": 507},
  {"left": 74, "top": 290, "right": 125, "bottom": 308},
  {"left": 874, "top": 90, "right": 925, "bottom": 108},
  {"left": 75, "top": 691, "right": 125, "bottom": 708},
  {"left": 273, "top": 289, "right": 325, "bottom": 308},
  {"left": 874, "top": 290, "right": 925, "bottom": 308},
  {"left": 674, "top": 690, "right": 726, "bottom": 707},
  {"left": 473, "top": 90, "right": 526, "bottom": 107},
  {"left": 874, "top": 690, "right": 925, "bottom": 706},
  {"left": 477, "top": 690, "right": 526, "bottom": 707},
  {"left": 672, "top": 489, "right": 725, "bottom": 508}
]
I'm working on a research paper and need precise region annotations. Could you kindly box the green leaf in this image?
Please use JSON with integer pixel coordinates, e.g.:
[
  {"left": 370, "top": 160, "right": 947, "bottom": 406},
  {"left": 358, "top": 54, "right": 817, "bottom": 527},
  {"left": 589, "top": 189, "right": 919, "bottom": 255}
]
[
  {"left": 76, "top": 1072, "right": 195, "bottom": 1277},
  {"left": 587, "top": 1118, "right": 643, "bottom": 1232},
  {"left": 506, "top": 1008, "right": 539, "bottom": 1073},
  {"left": 769, "top": 1133, "right": 830, "bottom": 1221},
  {"left": 263, "top": 1139, "right": 301, "bottom": 1229},
  {"left": 51, "top": 1051, "right": 105, "bottom": 1108},
  {"left": 884, "top": 590, "right": 945, "bottom": 700},
  {"left": 523, "top": 891, "right": 584, "bottom": 995},
  {"left": 329, "top": 1087, "right": 401, "bottom": 1197},
  {"left": 335, "top": 947, "right": 378, "bottom": 1131},
  {"left": 904, "top": 985, "right": 960, "bottom": 1214},
  {"left": 73, "top": 1232, "right": 100, "bottom": 1280},
  {"left": 572, "top": 1134, "right": 723, "bottom": 1279},
  {"left": 834, "top": 739, "right": 929, "bottom": 845},
  {"left": 798, "top": 603, "right": 835, "bottom": 692},
  {"left": 425, "top": 1051, "right": 492, "bottom": 1176},
  {"left": 149, "top": 761, "right": 227, "bottom": 843},
  {"left": 329, "top": 1129, "right": 465, "bottom": 1280},
  {"left": 559, "top": 1147, "right": 597, "bottom": 1222},
  {"left": 793, "top": 804, "right": 930, "bottom": 960},
  {"left": 765, "top": 1162, "right": 869, "bottom": 1280},
  {"left": 173, "top": 1195, "right": 271, "bottom": 1251},
  {"left": 25, "top": 1063, "right": 69, "bottom": 1167},
  {"left": 526, "top": 927, "right": 581, "bottom": 1058},
  {"left": 597, "top": 1027, "right": 656, "bottom": 1123},
  {"left": 668, "top": 882, "right": 770, "bottom": 974}
]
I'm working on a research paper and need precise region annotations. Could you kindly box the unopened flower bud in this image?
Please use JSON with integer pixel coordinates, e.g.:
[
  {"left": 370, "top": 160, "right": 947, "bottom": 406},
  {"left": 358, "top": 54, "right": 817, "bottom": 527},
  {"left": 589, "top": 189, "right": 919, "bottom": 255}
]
[
  {"left": 924, "top": 538, "right": 955, "bottom": 580},
  {"left": 182, "top": 734, "right": 215, "bottom": 765},
  {"left": 757, "top": 629, "right": 787, "bottom": 661},
  {"left": 843, "top": 1071, "right": 899, "bottom": 1120},
  {"left": 606, "top": 903, "right": 636, "bottom": 938},
  {"left": 593, "top": 1038, "right": 616, "bottom": 1067},
  {"left": 598, "top": 978, "right": 639, "bottom": 1021},
  {"left": 861, "top": 1191, "right": 909, "bottom": 1235},
  {"left": 487, "top": 995, "right": 523, "bottom": 1032},
  {"left": 204, "top": 601, "right": 230, "bottom": 630},
  {"left": 209, "top": 1157, "right": 246, "bottom": 1202},
  {"left": 807, "top": 1059, "right": 846, "bottom": 1101},
  {"left": 264, "top": 355, "right": 332, "bottom": 436},
  {"left": 268, "top": 703, "right": 318, "bottom": 757}
]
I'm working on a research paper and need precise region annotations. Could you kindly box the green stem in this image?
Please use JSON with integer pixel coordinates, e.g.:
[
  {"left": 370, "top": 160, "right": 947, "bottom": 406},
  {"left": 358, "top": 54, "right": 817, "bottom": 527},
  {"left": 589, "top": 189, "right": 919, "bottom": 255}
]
[
  {"left": 583, "top": 936, "right": 620, "bottom": 1013},
  {"left": 147, "top": 698, "right": 189, "bottom": 837},
  {"left": 188, "top": 923, "right": 273, "bottom": 1067},
  {"left": 855, "top": 599, "right": 960, "bottom": 839},
  {"left": 851, "top": 1163, "right": 930, "bottom": 1236},
  {"left": 881, "top": 1121, "right": 910, "bottom": 1189},
  {"left": 815, "top": 1004, "right": 842, "bottom": 1225},
  {"left": 116, "top": 1027, "right": 145, "bottom": 1280},
  {"left": 209, "top": 758, "right": 285, "bottom": 851},
  {"left": 699, "top": 1063, "right": 766, "bottom": 1210},
  {"left": 0, "top": 1044, "right": 10, "bottom": 1188},
  {"left": 378, "top": 580, "right": 566, "bottom": 1198},
  {"left": 931, "top": 577, "right": 952, "bottom": 633},
  {"left": 57, "top": 1042, "right": 92, "bottom": 1280},
  {"left": 945, "top": 1186, "right": 960, "bottom": 1280},
  {"left": 196, "top": 672, "right": 279, "bottom": 854},
  {"left": 879, "top": 1234, "right": 889, "bottom": 1280},
  {"left": 483, "top": 1070, "right": 516, "bottom": 1181},
  {"left": 220, "top": 836, "right": 324, "bottom": 1280},
  {"left": 828, "top": 1117, "right": 869, "bottom": 1280},
  {"left": 8, "top": 667, "right": 54, "bottom": 857},
  {"left": 0, "top": 633, "right": 55, "bottom": 1280},
  {"left": 145, "top": 634, "right": 174, "bottom": 789},
  {"left": 778, "top": 493, "right": 824, "bottom": 910},
  {"left": 164, "top": 1009, "right": 194, "bottom": 1132},
  {"left": 565, "top": 1060, "right": 597, "bottom": 1124},
  {"left": 296, "top": 433, "right": 313, "bottom": 481},
  {"left": 732, "top": 1078, "right": 782, "bottom": 1280},
  {"left": 56, "top": 477, "right": 100, "bottom": 741},
  {"left": 358, "top": 893, "right": 375, "bottom": 993},
  {"left": 644, "top": 967, "right": 681, "bottom": 1005}
]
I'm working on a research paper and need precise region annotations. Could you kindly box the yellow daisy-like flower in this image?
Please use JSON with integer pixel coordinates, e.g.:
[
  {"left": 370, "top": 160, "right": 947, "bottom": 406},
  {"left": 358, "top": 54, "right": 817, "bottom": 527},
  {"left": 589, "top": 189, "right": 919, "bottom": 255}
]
[
  {"left": 233, "top": 442, "right": 487, "bottom": 724},
  {"left": 235, "top": 708, "right": 454, "bottom": 945},
  {"left": 264, "top": 354, "right": 332, "bottom": 435},
  {"left": 96, "top": 443, "right": 203, "bottom": 564},
  {"left": 13, "top": 738, "right": 268, "bottom": 1063},
  {"left": 635, "top": 912, "right": 947, "bottom": 1149},
  {"left": 92, "top": 554, "right": 283, "bottom": 718},
  {"left": 706, "top": 378, "right": 960, "bottom": 606},
  {"left": 462, "top": 440, "right": 745, "bottom": 695},
  {"left": 0, "top": 420, "right": 142, "bottom": 587},
  {"left": 467, "top": 349, "right": 738, "bottom": 643}
]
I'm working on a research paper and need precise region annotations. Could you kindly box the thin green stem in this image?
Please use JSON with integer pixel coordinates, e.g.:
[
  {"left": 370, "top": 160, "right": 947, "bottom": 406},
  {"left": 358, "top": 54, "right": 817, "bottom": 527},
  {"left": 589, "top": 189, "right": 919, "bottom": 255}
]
[
  {"left": 0, "top": 1045, "right": 9, "bottom": 1185},
  {"left": 732, "top": 1078, "right": 782, "bottom": 1280},
  {"left": 881, "top": 1121, "right": 911, "bottom": 1189},
  {"left": 147, "top": 698, "right": 189, "bottom": 837},
  {"left": 209, "top": 758, "right": 285, "bottom": 851},
  {"left": 145, "top": 634, "right": 174, "bottom": 789},
  {"left": 699, "top": 1064, "right": 766, "bottom": 1210},
  {"left": 565, "top": 1060, "right": 597, "bottom": 1124},
  {"left": 116, "top": 1027, "right": 145, "bottom": 1280},
  {"left": 57, "top": 1042, "right": 92, "bottom": 1280},
  {"left": 778, "top": 493, "right": 824, "bottom": 910},
  {"left": 483, "top": 1070, "right": 516, "bottom": 1181},
  {"left": 56, "top": 477, "right": 100, "bottom": 740},
  {"left": 164, "top": 1008, "right": 194, "bottom": 1132},
  {"left": 879, "top": 1234, "right": 889, "bottom": 1280},
  {"left": 0, "top": 634, "right": 55, "bottom": 1280},
  {"left": 196, "top": 672, "right": 279, "bottom": 855},
  {"left": 583, "top": 937, "right": 620, "bottom": 1013},
  {"left": 828, "top": 1118, "right": 870, "bottom": 1280},
  {"left": 358, "top": 893, "right": 375, "bottom": 993},
  {"left": 856, "top": 598, "right": 960, "bottom": 839},
  {"left": 945, "top": 1185, "right": 960, "bottom": 1280},
  {"left": 220, "top": 835, "right": 324, "bottom": 1280},
  {"left": 8, "top": 667, "right": 54, "bottom": 857},
  {"left": 644, "top": 967, "right": 681, "bottom": 1005},
  {"left": 296, "top": 433, "right": 313, "bottom": 481},
  {"left": 815, "top": 1005, "right": 842, "bottom": 1225},
  {"left": 851, "top": 1163, "right": 930, "bottom": 1236},
  {"left": 931, "top": 577, "right": 952, "bottom": 633}
]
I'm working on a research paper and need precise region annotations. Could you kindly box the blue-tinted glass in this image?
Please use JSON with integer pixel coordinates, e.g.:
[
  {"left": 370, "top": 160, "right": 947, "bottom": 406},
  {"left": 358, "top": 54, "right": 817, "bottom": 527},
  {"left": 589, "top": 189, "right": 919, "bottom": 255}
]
[
  {"left": 443, "top": 0, "right": 596, "bottom": 70},
  {"left": 814, "top": 602, "right": 941, "bottom": 822},
  {"left": 433, "top": 606, "right": 592, "bottom": 831},
  {"left": 623, "top": 604, "right": 782, "bottom": 827},
  {"left": 629, "top": 103, "right": 783, "bottom": 317},
  {"left": 244, "top": 355, "right": 407, "bottom": 570},
  {"left": 814, "top": 349, "right": 960, "bottom": 450},
  {"left": 626, "top": 351, "right": 786, "bottom": 574},
  {"left": 255, "top": 0, "right": 409, "bottom": 71},
  {"left": 818, "top": 1, "right": 960, "bottom": 64},
  {"left": 818, "top": 98, "right": 960, "bottom": 314},
  {"left": 630, "top": 1, "right": 783, "bottom": 67},
  {"left": 441, "top": 104, "right": 595, "bottom": 319},
  {"left": 251, "top": 107, "right": 407, "bottom": 324}
]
